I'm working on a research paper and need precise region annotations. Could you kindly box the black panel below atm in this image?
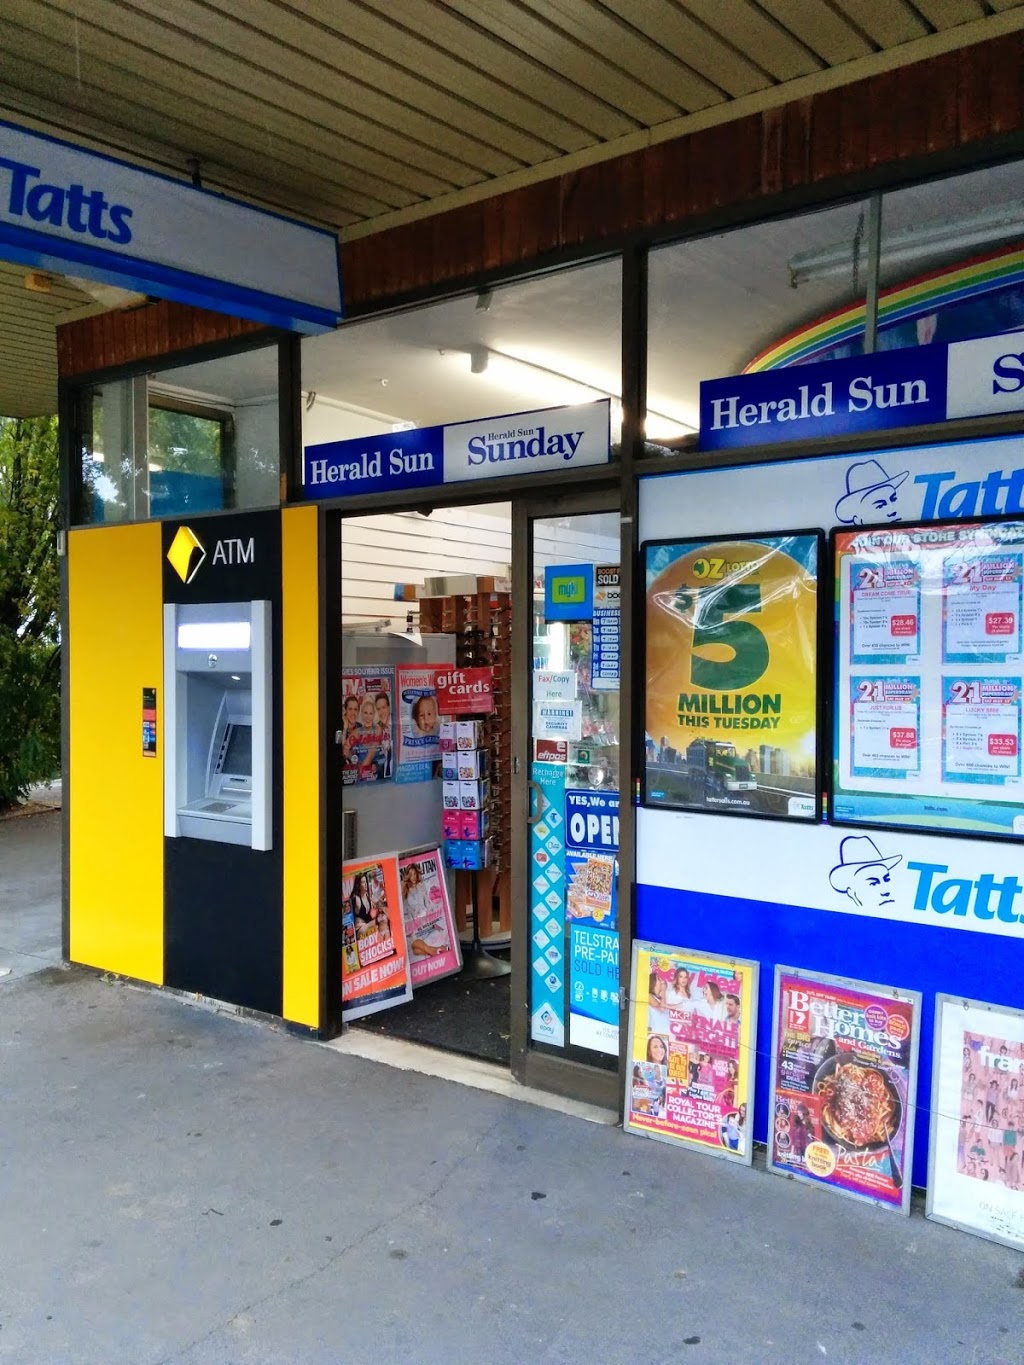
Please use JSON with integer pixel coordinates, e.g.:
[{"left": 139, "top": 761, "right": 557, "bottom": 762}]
[{"left": 164, "top": 837, "right": 282, "bottom": 1015}]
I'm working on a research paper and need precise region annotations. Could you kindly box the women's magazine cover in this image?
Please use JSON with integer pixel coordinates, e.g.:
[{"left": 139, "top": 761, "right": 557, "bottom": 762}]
[
  {"left": 625, "top": 942, "right": 757, "bottom": 1165},
  {"left": 398, "top": 849, "right": 462, "bottom": 988},
  {"left": 395, "top": 665, "right": 442, "bottom": 783},
  {"left": 341, "top": 667, "right": 395, "bottom": 786},
  {"left": 341, "top": 854, "right": 411, "bottom": 1020}
]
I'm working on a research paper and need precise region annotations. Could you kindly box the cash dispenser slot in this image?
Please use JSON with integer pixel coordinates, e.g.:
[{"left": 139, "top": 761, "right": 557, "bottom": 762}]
[{"left": 163, "top": 599, "right": 272, "bottom": 850}]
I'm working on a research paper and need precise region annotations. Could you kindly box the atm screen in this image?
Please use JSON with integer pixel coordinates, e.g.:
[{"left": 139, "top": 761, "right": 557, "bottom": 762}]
[{"left": 221, "top": 722, "right": 252, "bottom": 777}]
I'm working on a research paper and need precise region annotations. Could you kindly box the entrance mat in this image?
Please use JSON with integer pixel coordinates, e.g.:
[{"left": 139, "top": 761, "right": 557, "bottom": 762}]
[{"left": 353, "top": 952, "right": 511, "bottom": 1066}]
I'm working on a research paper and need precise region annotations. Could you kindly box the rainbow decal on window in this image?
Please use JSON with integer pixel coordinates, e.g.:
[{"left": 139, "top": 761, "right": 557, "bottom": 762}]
[{"left": 745, "top": 243, "right": 1024, "bottom": 372}]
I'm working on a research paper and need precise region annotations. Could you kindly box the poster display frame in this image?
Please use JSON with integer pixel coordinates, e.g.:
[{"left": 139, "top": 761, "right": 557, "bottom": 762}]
[
  {"left": 829, "top": 513, "right": 1024, "bottom": 845},
  {"left": 341, "top": 665, "right": 396, "bottom": 787},
  {"left": 398, "top": 845, "right": 463, "bottom": 990},
  {"left": 767, "top": 965, "right": 921, "bottom": 1215},
  {"left": 623, "top": 940, "right": 759, "bottom": 1166},
  {"left": 341, "top": 851, "right": 413, "bottom": 1022},
  {"left": 927, "top": 994, "right": 1024, "bottom": 1251},
  {"left": 640, "top": 527, "right": 826, "bottom": 825}
]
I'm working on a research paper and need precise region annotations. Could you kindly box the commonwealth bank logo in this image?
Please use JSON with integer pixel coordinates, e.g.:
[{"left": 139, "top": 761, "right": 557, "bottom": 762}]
[{"left": 167, "top": 526, "right": 206, "bottom": 584}]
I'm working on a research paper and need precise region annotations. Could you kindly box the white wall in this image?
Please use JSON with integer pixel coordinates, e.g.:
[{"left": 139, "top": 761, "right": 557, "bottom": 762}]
[
  {"left": 341, "top": 507, "right": 619, "bottom": 627},
  {"left": 233, "top": 398, "right": 280, "bottom": 507},
  {"left": 342, "top": 505, "right": 512, "bottom": 626}
]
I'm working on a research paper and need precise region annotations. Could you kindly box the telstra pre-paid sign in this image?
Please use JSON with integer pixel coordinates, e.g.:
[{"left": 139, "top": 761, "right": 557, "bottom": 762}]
[
  {"left": 302, "top": 399, "right": 611, "bottom": 498},
  {"left": 0, "top": 117, "right": 342, "bottom": 332}
]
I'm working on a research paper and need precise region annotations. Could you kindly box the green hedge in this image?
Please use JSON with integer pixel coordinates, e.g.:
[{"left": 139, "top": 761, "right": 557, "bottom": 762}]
[{"left": 0, "top": 630, "right": 60, "bottom": 810}]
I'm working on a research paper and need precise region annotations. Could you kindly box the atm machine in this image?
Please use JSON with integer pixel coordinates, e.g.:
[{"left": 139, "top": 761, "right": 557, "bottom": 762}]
[{"left": 163, "top": 599, "right": 272, "bottom": 850}]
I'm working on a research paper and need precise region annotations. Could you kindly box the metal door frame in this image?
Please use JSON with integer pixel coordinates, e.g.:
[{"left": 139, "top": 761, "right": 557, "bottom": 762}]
[{"left": 510, "top": 486, "right": 623, "bottom": 1110}]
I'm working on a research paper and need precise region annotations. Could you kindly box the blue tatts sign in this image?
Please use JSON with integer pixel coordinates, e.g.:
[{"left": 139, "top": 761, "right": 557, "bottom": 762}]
[
  {"left": 303, "top": 399, "right": 610, "bottom": 499},
  {"left": 699, "top": 328, "right": 1024, "bottom": 451},
  {"left": 0, "top": 117, "right": 342, "bottom": 333}
]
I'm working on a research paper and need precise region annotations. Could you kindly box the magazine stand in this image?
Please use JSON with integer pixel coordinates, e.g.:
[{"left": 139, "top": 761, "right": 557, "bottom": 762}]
[{"left": 461, "top": 873, "right": 511, "bottom": 980}]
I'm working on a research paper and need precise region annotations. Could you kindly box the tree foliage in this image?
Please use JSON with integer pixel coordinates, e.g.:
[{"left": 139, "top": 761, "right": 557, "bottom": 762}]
[
  {"left": 0, "top": 415, "right": 61, "bottom": 809},
  {"left": 148, "top": 406, "right": 222, "bottom": 476}
]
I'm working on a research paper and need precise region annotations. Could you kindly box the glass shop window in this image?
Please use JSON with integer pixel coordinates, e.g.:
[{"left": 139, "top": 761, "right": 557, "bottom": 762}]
[{"left": 75, "top": 341, "right": 280, "bottom": 524}]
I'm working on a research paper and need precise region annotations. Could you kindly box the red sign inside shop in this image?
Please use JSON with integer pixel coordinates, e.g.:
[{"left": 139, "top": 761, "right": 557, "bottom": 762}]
[
  {"left": 535, "top": 739, "right": 568, "bottom": 763},
  {"left": 436, "top": 666, "right": 495, "bottom": 716}
]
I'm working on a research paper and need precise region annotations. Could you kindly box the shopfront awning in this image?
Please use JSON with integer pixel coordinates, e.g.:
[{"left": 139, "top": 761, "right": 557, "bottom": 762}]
[{"left": 0, "top": 0, "right": 1022, "bottom": 415}]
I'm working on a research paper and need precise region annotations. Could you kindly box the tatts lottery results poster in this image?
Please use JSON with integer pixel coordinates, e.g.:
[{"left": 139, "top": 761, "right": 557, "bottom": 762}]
[
  {"left": 644, "top": 531, "right": 821, "bottom": 821},
  {"left": 768, "top": 967, "right": 920, "bottom": 1213},
  {"left": 833, "top": 519, "right": 1024, "bottom": 839},
  {"left": 624, "top": 942, "right": 757, "bottom": 1166},
  {"left": 341, "top": 854, "right": 412, "bottom": 1021}
]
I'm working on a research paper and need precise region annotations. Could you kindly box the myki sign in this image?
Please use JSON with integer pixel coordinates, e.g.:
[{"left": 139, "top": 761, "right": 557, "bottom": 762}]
[
  {"left": 302, "top": 399, "right": 610, "bottom": 498},
  {"left": 699, "top": 328, "right": 1024, "bottom": 451},
  {"left": 0, "top": 117, "right": 342, "bottom": 333}
]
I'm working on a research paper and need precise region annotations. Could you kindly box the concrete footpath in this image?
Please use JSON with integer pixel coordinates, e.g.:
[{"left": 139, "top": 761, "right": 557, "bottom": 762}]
[{"left": 1, "top": 814, "right": 1023, "bottom": 1364}]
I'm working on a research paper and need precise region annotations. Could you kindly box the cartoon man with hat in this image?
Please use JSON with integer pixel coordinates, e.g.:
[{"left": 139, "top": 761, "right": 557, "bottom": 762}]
[
  {"left": 835, "top": 459, "right": 909, "bottom": 525},
  {"left": 829, "top": 835, "right": 902, "bottom": 910}
]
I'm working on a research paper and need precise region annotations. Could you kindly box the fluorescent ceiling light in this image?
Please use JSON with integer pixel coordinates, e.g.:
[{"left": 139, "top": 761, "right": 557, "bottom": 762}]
[
  {"left": 788, "top": 201, "right": 1024, "bottom": 286},
  {"left": 460, "top": 347, "right": 695, "bottom": 439},
  {"left": 177, "top": 621, "right": 251, "bottom": 650}
]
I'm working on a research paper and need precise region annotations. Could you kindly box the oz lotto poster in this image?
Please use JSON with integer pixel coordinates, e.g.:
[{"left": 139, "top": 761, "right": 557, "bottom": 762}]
[
  {"left": 624, "top": 942, "right": 758, "bottom": 1166},
  {"left": 768, "top": 967, "right": 920, "bottom": 1213},
  {"left": 644, "top": 531, "right": 821, "bottom": 821}
]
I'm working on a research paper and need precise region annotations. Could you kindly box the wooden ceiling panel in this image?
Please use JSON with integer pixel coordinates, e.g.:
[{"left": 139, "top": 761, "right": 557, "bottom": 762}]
[
  {"left": 0, "top": 0, "right": 1020, "bottom": 414},
  {"left": 1, "top": 22, "right": 422, "bottom": 218},
  {"left": 755, "top": 0, "right": 876, "bottom": 64},
  {"left": 0, "top": 265, "right": 98, "bottom": 417},
  {"left": 598, "top": 0, "right": 774, "bottom": 95},
  {"left": 178, "top": 0, "right": 570, "bottom": 164},
  {"left": 2, "top": 1, "right": 464, "bottom": 204},
  {"left": 3, "top": 46, "right": 391, "bottom": 222},
  {"left": 440, "top": 0, "right": 699, "bottom": 122},
  {"left": 831, "top": 0, "right": 930, "bottom": 46},
  {"left": 514, "top": 0, "right": 728, "bottom": 108},
  {"left": 295, "top": 0, "right": 610, "bottom": 151},
  {"left": 679, "top": 0, "right": 825, "bottom": 82},
  {"left": 910, "top": 0, "right": 988, "bottom": 24},
  {"left": 355, "top": 0, "right": 639, "bottom": 141},
  {"left": 51, "top": 0, "right": 530, "bottom": 178}
]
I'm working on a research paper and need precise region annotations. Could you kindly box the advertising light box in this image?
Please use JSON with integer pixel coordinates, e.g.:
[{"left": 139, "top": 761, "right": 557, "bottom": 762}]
[
  {"left": 928, "top": 995, "right": 1024, "bottom": 1250},
  {"left": 768, "top": 966, "right": 920, "bottom": 1213},
  {"left": 833, "top": 518, "right": 1024, "bottom": 840},
  {"left": 644, "top": 530, "right": 822, "bottom": 822}
]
